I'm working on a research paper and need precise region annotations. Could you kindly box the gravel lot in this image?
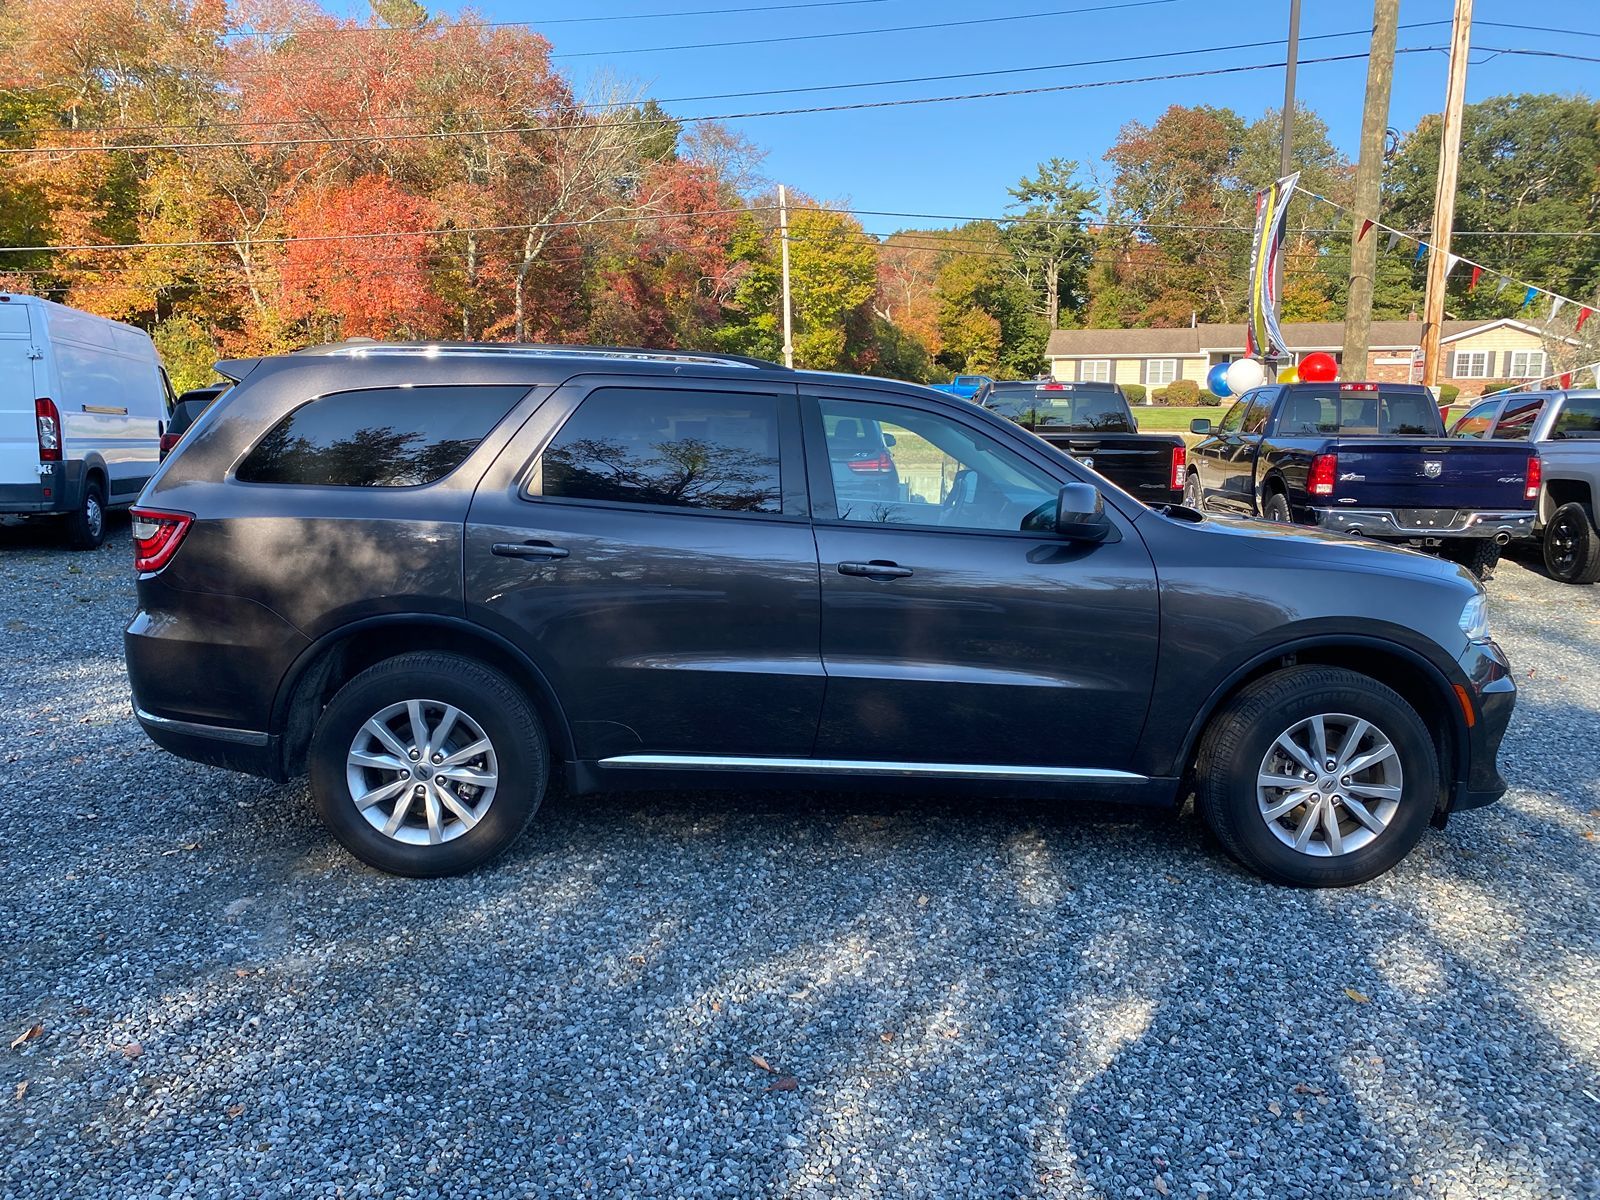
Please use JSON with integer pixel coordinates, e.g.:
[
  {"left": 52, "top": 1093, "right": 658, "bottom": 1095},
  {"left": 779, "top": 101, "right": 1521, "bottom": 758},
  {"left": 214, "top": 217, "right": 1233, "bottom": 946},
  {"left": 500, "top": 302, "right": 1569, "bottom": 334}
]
[{"left": 2, "top": 520, "right": 1598, "bottom": 1200}]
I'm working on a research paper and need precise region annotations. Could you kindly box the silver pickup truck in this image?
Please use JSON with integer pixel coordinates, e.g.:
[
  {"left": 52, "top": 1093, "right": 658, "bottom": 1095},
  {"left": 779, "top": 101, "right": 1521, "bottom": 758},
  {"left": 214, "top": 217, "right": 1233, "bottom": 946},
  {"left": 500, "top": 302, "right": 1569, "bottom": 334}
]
[{"left": 1451, "top": 389, "right": 1600, "bottom": 583}]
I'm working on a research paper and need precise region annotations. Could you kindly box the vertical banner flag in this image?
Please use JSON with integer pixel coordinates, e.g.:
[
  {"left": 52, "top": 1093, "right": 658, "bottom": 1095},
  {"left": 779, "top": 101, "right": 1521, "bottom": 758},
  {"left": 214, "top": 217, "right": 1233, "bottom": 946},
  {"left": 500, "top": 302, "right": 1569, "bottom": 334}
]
[{"left": 1246, "top": 172, "right": 1299, "bottom": 360}]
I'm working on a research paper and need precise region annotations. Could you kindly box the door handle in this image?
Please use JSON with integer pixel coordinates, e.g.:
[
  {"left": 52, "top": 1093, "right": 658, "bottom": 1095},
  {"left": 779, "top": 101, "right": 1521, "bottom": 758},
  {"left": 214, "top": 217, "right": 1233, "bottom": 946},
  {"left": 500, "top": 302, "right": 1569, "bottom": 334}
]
[
  {"left": 492, "top": 541, "right": 569, "bottom": 560},
  {"left": 838, "top": 560, "right": 912, "bottom": 579}
]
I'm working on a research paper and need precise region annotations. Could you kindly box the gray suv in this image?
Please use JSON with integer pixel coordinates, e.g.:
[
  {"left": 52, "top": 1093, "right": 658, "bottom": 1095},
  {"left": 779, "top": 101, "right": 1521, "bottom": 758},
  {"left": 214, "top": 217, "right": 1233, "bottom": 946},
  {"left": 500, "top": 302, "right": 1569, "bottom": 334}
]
[{"left": 126, "top": 344, "right": 1516, "bottom": 887}]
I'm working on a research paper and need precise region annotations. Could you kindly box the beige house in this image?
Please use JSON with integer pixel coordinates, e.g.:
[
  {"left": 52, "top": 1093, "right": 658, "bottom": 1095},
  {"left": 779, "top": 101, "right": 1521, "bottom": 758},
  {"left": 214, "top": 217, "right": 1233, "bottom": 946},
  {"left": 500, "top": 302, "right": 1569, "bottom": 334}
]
[{"left": 1045, "top": 318, "right": 1567, "bottom": 397}]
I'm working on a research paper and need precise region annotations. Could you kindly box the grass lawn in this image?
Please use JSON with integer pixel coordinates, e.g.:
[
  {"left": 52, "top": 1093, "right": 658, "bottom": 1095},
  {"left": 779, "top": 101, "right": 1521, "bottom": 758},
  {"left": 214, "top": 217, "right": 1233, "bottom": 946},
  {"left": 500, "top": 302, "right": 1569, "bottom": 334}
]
[{"left": 1130, "top": 403, "right": 1238, "bottom": 432}]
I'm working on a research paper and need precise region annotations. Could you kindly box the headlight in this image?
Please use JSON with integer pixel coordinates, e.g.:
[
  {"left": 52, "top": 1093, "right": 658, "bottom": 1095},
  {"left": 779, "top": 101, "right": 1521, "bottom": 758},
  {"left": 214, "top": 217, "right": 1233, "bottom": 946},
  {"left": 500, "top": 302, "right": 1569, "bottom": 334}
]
[{"left": 1459, "top": 593, "right": 1490, "bottom": 642}]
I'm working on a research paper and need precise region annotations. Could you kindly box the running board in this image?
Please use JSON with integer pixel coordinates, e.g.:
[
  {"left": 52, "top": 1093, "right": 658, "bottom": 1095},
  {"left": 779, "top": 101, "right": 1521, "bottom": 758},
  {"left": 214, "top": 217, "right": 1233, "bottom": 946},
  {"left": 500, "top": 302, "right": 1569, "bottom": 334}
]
[{"left": 596, "top": 754, "right": 1146, "bottom": 783}]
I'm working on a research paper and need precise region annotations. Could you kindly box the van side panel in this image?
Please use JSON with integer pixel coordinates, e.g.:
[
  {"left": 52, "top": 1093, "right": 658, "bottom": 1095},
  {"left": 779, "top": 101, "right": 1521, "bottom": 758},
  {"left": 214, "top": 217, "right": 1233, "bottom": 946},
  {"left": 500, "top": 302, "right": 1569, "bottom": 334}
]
[{"left": 0, "top": 302, "right": 44, "bottom": 500}]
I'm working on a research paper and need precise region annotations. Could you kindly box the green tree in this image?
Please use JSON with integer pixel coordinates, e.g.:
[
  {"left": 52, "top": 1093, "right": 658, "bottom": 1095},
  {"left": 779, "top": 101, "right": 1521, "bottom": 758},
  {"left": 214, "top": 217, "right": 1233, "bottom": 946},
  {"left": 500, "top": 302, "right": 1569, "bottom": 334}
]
[
  {"left": 786, "top": 207, "right": 878, "bottom": 370},
  {"left": 1002, "top": 158, "right": 1097, "bottom": 329}
]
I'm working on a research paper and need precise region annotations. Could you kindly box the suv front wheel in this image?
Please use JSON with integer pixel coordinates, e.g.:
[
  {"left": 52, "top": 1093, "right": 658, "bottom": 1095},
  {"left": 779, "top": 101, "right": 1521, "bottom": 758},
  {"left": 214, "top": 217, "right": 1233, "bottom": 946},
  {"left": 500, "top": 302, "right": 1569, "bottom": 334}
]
[
  {"left": 308, "top": 652, "right": 548, "bottom": 876},
  {"left": 1195, "top": 666, "right": 1439, "bottom": 887}
]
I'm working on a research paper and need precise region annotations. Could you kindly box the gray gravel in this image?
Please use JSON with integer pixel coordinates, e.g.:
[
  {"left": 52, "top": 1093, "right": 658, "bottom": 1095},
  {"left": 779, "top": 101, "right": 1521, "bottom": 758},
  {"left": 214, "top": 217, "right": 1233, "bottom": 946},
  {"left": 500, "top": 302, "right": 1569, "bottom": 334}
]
[{"left": 2, "top": 519, "right": 1598, "bottom": 1200}]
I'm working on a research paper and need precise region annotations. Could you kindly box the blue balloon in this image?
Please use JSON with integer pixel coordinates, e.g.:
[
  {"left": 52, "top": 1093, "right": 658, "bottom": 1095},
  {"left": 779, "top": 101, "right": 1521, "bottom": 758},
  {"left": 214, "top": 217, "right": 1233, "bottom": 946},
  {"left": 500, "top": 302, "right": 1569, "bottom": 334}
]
[{"left": 1206, "top": 362, "right": 1232, "bottom": 398}]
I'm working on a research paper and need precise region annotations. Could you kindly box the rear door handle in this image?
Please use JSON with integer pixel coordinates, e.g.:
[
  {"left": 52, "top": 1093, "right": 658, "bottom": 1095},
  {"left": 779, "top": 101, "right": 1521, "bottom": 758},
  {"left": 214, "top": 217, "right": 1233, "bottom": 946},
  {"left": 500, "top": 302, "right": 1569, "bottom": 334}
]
[
  {"left": 492, "top": 541, "right": 569, "bottom": 560},
  {"left": 838, "top": 560, "right": 912, "bottom": 579}
]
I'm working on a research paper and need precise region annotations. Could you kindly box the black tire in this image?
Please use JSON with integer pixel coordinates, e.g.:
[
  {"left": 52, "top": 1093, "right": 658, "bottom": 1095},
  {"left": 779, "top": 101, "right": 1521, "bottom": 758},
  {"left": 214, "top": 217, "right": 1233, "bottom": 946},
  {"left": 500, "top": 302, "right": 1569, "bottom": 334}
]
[
  {"left": 1183, "top": 471, "right": 1204, "bottom": 511},
  {"left": 66, "top": 476, "right": 106, "bottom": 550},
  {"left": 1542, "top": 502, "right": 1600, "bottom": 585},
  {"left": 1195, "top": 666, "right": 1439, "bottom": 888},
  {"left": 1442, "top": 539, "right": 1500, "bottom": 582},
  {"left": 1261, "top": 490, "right": 1292, "bottom": 524},
  {"left": 308, "top": 652, "right": 548, "bottom": 876}
]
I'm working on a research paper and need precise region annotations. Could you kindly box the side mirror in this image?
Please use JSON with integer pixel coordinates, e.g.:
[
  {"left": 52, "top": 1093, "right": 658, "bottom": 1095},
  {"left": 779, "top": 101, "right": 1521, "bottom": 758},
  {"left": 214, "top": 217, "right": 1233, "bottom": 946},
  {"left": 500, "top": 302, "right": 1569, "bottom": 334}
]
[
  {"left": 1190, "top": 418, "right": 1213, "bottom": 435},
  {"left": 882, "top": 432, "right": 897, "bottom": 447},
  {"left": 1055, "top": 482, "right": 1112, "bottom": 543}
]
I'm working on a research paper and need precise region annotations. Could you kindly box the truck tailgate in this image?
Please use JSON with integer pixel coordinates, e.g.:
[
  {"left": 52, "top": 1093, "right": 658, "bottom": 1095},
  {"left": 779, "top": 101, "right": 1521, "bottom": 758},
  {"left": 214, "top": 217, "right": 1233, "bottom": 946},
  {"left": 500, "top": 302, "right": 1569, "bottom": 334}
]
[
  {"left": 1035, "top": 432, "right": 1182, "bottom": 500},
  {"left": 1330, "top": 439, "right": 1533, "bottom": 510}
]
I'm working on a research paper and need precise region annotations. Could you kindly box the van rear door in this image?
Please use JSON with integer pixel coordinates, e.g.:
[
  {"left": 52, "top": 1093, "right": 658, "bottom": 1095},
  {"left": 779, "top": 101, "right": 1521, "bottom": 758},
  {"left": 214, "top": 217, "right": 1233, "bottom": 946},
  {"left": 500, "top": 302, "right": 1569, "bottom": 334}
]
[{"left": 0, "top": 303, "right": 42, "bottom": 489}]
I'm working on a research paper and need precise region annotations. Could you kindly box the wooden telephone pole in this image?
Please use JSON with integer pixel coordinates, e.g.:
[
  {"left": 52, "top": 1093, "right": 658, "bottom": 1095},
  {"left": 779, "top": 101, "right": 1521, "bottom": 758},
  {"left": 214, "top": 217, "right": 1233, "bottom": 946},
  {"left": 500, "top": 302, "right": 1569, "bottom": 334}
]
[
  {"left": 777, "top": 184, "right": 794, "bottom": 369},
  {"left": 1340, "top": 0, "right": 1400, "bottom": 376},
  {"left": 1421, "top": 0, "right": 1473, "bottom": 386}
]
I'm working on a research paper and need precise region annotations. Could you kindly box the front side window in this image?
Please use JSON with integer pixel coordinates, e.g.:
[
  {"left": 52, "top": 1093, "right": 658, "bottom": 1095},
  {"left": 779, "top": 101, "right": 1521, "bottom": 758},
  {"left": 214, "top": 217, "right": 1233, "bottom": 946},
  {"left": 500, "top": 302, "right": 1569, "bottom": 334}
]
[
  {"left": 1507, "top": 350, "right": 1547, "bottom": 380},
  {"left": 1218, "top": 392, "right": 1252, "bottom": 434},
  {"left": 1242, "top": 393, "right": 1273, "bottom": 435},
  {"left": 1494, "top": 397, "right": 1547, "bottom": 440},
  {"left": 535, "top": 388, "right": 782, "bottom": 514},
  {"left": 1453, "top": 351, "right": 1491, "bottom": 379},
  {"left": 1451, "top": 399, "right": 1502, "bottom": 439},
  {"left": 1080, "top": 360, "right": 1112, "bottom": 383},
  {"left": 236, "top": 385, "right": 526, "bottom": 487},
  {"left": 1146, "top": 359, "right": 1178, "bottom": 387},
  {"left": 818, "top": 398, "right": 1059, "bottom": 533}
]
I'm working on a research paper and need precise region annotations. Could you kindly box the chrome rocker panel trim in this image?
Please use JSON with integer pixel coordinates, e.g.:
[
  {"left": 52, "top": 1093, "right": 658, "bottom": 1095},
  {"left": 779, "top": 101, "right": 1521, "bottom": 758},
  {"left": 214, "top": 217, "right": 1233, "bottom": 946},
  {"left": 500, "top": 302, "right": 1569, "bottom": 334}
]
[{"left": 597, "top": 754, "right": 1147, "bottom": 783}]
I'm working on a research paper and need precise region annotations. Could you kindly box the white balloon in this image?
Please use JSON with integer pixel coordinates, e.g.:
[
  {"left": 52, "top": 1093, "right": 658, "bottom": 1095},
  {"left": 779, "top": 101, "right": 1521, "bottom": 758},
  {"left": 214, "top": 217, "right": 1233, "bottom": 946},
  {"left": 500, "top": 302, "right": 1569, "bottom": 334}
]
[{"left": 1224, "top": 358, "right": 1269, "bottom": 395}]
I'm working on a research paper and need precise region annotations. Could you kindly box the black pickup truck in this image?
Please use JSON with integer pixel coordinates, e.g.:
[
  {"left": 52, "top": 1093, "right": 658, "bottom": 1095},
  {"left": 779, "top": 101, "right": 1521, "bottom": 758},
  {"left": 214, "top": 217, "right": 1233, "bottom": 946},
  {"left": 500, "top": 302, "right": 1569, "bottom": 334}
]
[
  {"left": 981, "top": 380, "right": 1187, "bottom": 505},
  {"left": 1186, "top": 381, "right": 1539, "bottom": 579}
]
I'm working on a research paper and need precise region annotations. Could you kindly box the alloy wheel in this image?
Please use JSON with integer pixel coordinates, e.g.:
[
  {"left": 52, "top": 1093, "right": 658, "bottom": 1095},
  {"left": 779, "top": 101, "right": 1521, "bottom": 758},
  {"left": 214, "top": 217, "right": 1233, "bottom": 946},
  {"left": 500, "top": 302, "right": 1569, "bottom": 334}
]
[
  {"left": 345, "top": 699, "right": 499, "bottom": 846},
  {"left": 1255, "top": 712, "right": 1403, "bottom": 857},
  {"left": 1548, "top": 511, "right": 1580, "bottom": 574}
]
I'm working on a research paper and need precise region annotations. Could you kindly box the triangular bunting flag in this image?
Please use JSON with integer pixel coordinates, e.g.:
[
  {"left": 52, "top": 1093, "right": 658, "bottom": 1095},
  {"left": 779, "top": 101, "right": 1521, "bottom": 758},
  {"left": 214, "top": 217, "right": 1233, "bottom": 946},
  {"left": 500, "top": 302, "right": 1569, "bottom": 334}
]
[
  {"left": 1469, "top": 266, "right": 1482, "bottom": 291},
  {"left": 1579, "top": 306, "right": 1594, "bottom": 333},
  {"left": 1522, "top": 286, "right": 1539, "bottom": 309},
  {"left": 1550, "top": 297, "right": 1565, "bottom": 319},
  {"left": 1496, "top": 276, "right": 1511, "bottom": 296},
  {"left": 1414, "top": 242, "right": 1428, "bottom": 262},
  {"left": 1385, "top": 230, "right": 1402, "bottom": 252},
  {"left": 1358, "top": 218, "right": 1374, "bottom": 242},
  {"left": 1560, "top": 372, "right": 1573, "bottom": 388},
  {"left": 1444, "top": 253, "right": 1461, "bottom": 276}
]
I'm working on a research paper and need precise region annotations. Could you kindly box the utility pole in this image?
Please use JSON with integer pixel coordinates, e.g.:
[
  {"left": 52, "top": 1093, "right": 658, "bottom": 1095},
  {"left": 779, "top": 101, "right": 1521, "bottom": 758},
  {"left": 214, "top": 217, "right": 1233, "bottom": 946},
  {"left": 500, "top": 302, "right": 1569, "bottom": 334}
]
[
  {"left": 1421, "top": 0, "right": 1473, "bottom": 387},
  {"left": 1272, "top": 0, "right": 1302, "bottom": 342},
  {"left": 777, "top": 183, "right": 794, "bottom": 369},
  {"left": 1341, "top": 0, "right": 1400, "bottom": 379}
]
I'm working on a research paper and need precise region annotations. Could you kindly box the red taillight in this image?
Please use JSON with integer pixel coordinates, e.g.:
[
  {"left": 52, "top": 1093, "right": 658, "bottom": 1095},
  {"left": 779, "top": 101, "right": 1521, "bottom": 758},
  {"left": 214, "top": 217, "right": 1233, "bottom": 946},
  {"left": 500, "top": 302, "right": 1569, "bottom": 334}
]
[
  {"left": 1525, "top": 454, "right": 1541, "bottom": 501},
  {"left": 1169, "top": 444, "right": 1187, "bottom": 491},
  {"left": 130, "top": 507, "right": 192, "bottom": 573},
  {"left": 847, "top": 451, "right": 895, "bottom": 473},
  {"left": 35, "top": 398, "right": 61, "bottom": 462},
  {"left": 1308, "top": 452, "right": 1337, "bottom": 497},
  {"left": 159, "top": 432, "right": 181, "bottom": 455},
  {"left": 1038, "top": 382, "right": 1065, "bottom": 390}
]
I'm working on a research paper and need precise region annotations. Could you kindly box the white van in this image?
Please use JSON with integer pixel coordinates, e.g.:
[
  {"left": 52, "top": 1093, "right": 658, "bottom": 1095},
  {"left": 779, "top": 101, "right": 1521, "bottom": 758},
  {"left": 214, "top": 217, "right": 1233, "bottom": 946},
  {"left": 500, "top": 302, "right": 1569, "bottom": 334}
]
[{"left": 0, "top": 293, "right": 172, "bottom": 548}]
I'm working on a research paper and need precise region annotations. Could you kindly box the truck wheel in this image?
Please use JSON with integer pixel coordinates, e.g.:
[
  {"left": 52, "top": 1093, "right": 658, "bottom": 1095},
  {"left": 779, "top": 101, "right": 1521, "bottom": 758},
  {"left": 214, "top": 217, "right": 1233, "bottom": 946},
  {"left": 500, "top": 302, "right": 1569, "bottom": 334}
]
[
  {"left": 1443, "top": 539, "right": 1500, "bottom": 582},
  {"left": 1195, "top": 666, "right": 1438, "bottom": 888},
  {"left": 308, "top": 652, "right": 549, "bottom": 877},
  {"left": 1262, "top": 491, "right": 1291, "bottom": 523},
  {"left": 1183, "top": 472, "right": 1204, "bottom": 511},
  {"left": 66, "top": 477, "right": 106, "bottom": 550},
  {"left": 1542, "top": 502, "right": 1600, "bottom": 584}
]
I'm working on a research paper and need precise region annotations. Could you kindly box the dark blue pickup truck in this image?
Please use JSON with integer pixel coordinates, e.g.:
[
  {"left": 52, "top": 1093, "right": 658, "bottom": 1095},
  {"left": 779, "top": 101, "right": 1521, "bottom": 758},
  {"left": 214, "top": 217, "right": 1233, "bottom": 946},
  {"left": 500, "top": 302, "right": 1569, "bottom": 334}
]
[{"left": 1185, "top": 381, "right": 1539, "bottom": 579}]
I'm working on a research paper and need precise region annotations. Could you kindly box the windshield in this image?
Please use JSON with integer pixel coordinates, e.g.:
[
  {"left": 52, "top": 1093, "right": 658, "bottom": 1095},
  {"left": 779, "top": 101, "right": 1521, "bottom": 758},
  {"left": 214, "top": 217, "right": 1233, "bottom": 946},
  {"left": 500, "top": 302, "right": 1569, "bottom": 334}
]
[
  {"left": 1275, "top": 385, "right": 1444, "bottom": 437},
  {"left": 986, "top": 386, "right": 1130, "bottom": 432}
]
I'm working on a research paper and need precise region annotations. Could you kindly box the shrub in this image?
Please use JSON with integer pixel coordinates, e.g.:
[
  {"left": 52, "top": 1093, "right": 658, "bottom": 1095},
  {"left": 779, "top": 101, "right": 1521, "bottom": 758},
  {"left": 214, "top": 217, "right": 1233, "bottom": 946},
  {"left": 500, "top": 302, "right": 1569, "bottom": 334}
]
[
  {"left": 1473, "top": 380, "right": 1516, "bottom": 398},
  {"left": 1150, "top": 387, "right": 1169, "bottom": 405},
  {"left": 1161, "top": 379, "right": 1200, "bottom": 406},
  {"left": 1123, "top": 383, "right": 1147, "bottom": 406},
  {"left": 1198, "top": 390, "right": 1222, "bottom": 407},
  {"left": 1437, "top": 383, "right": 1460, "bottom": 406}
]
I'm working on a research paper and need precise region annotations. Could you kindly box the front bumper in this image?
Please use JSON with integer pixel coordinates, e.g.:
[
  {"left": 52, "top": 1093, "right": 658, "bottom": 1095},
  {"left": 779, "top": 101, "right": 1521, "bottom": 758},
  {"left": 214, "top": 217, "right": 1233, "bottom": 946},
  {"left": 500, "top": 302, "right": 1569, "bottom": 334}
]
[
  {"left": 1310, "top": 507, "right": 1534, "bottom": 540},
  {"left": 1450, "top": 638, "right": 1516, "bottom": 810}
]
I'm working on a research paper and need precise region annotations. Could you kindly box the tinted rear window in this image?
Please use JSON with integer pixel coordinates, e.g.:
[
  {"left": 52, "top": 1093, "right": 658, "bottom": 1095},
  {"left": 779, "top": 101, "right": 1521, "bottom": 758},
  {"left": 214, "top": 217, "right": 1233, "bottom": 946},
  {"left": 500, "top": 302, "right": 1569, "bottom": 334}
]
[
  {"left": 536, "top": 388, "right": 782, "bottom": 514},
  {"left": 1275, "top": 386, "right": 1443, "bottom": 436},
  {"left": 237, "top": 385, "right": 526, "bottom": 486},
  {"left": 987, "top": 386, "right": 1129, "bottom": 431},
  {"left": 1554, "top": 396, "right": 1600, "bottom": 437}
]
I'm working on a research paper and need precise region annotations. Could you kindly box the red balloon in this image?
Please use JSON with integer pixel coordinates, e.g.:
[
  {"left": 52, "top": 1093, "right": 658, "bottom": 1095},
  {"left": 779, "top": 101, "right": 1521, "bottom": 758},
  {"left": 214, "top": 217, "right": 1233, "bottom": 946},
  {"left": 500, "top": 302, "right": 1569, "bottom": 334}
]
[{"left": 1299, "top": 351, "right": 1338, "bottom": 382}]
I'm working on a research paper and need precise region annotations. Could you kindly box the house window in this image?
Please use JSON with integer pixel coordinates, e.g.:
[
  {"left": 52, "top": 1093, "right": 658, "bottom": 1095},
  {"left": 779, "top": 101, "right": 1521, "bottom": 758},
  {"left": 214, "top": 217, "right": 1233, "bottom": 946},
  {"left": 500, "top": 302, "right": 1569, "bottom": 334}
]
[
  {"left": 1146, "top": 359, "right": 1178, "bottom": 387},
  {"left": 1507, "top": 350, "right": 1547, "bottom": 380},
  {"left": 1080, "top": 360, "right": 1112, "bottom": 383},
  {"left": 1453, "top": 351, "right": 1491, "bottom": 379}
]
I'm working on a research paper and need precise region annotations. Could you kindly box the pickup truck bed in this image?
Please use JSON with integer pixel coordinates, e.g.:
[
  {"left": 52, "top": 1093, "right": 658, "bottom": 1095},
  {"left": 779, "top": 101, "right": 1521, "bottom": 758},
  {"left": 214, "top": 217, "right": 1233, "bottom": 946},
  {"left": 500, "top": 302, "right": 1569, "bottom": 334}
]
[
  {"left": 1188, "top": 381, "right": 1538, "bottom": 578},
  {"left": 983, "top": 381, "right": 1185, "bottom": 505}
]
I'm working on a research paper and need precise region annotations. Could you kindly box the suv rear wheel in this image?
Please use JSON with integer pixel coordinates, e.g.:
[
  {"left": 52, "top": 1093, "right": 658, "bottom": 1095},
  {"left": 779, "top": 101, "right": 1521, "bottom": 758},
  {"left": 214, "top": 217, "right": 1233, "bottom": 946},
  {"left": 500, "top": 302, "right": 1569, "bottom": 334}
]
[
  {"left": 1195, "top": 666, "right": 1438, "bottom": 887},
  {"left": 308, "top": 652, "right": 548, "bottom": 876}
]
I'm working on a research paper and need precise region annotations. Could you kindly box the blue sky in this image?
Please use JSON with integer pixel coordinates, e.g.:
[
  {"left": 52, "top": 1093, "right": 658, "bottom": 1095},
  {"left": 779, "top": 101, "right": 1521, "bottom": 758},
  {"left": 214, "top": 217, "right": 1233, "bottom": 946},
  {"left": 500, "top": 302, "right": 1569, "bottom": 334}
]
[{"left": 349, "top": 0, "right": 1595, "bottom": 235}]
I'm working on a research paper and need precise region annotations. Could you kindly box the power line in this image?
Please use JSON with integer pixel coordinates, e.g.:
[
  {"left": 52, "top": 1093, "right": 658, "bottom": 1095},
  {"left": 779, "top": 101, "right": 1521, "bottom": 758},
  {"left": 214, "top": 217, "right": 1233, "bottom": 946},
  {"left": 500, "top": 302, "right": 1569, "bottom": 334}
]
[
  {"left": 0, "top": 50, "right": 1436, "bottom": 158},
  {"left": 224, "top": 0, "right": 895, "bottom": 38},
  {"left": 546, "top": 0, "right": 1181, "bottom": 60}
]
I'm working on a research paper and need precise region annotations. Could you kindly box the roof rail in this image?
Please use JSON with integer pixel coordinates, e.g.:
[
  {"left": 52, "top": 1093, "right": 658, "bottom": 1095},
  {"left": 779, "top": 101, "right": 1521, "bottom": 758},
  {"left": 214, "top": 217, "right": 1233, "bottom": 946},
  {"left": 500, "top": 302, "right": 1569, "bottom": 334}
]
[{"left": 297, "top": 341, "right": 788, "bottom": 371}]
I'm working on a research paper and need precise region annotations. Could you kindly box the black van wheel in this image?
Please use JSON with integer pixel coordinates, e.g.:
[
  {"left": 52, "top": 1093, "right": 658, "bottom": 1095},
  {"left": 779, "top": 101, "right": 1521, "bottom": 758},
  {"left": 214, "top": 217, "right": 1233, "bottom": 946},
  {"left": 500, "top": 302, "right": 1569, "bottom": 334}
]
[
  {"left": 1542, "top": 502, "right": 1600, "bottom": 584},
  {"left": 66, "top": 477, "right": 106, "bottom": 550},
  {"left": 308, "top": 652, "right": 548, "bottom": 877},
  {"left": 1195, "top": 666, "right": 1438, "bottom": 888}
]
